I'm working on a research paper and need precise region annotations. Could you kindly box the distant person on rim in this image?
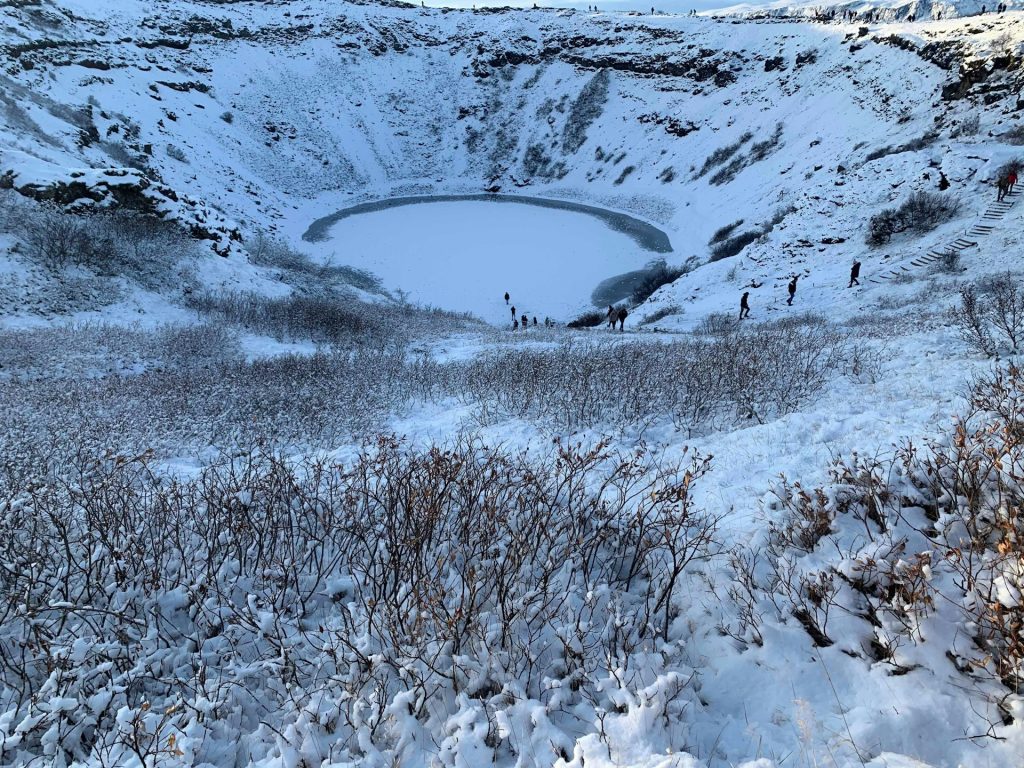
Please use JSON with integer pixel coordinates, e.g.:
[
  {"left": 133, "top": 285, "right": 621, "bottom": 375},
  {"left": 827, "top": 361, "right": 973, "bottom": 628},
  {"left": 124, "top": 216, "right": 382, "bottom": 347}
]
[
  {"left": 504, "top": 291, "right": 510, "bottom": 304},
  {"left": 849, "top": 260, "right": 861, "bottom": 287},
  {"left": 521, "top": 313, "right": 528, "bottom": 329},
  {"left": 511, "top": 305, "right": 516, "bottom": 320},
  {"left": 787, "top": 275, "right": 798, "bottom": 306},
  {"left": 740, "top": 291, "right": 751, "bottom": 320}
]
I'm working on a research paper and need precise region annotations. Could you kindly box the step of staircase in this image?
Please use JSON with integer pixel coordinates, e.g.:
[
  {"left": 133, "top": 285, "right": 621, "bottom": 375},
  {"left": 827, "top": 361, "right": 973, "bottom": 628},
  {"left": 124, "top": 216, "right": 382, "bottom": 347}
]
[{"left": 952, "top": 239, "right": 977, "bottom": 247}]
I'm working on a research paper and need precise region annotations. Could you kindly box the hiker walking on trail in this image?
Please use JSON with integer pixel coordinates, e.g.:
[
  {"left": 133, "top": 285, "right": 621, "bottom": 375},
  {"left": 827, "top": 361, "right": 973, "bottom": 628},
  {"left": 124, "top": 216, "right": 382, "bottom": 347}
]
[
  {"left": 849, "top": 260, "right": 861, "bottom": 287},
  {"left": 617, "top": 306, "right": 628, "bottom": 331},
  {"left": 607, "top": 305, "right": 617, "bottom": 329},
  {"left": 740, "top": 291, "right": 751, "bottom": 320},
  {"left": 504, "top": 292, "right": 510, "bottom": 304},
  {"left": 787, "top": 276, "right": 798, "bottom": 306},
  {"left": 521, "top": 313, "right": 528, "bottom": 329},
  {"left": 997, "top": 177, "right": 1008, "bottom": 202},
  {"left": 1009, "top": 170, "right": 1018, "bottom": 194}
]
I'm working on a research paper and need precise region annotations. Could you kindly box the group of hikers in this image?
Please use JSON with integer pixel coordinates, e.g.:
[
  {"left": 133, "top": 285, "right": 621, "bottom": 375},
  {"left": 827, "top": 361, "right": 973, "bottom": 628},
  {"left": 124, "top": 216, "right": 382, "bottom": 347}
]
[
  {"left": 739, "top": 260, "right": 861, "bottom": 319},
  {"left": 997, "top": 169, "right": 1019, "bottom": 202},
  {"left": 505, "top": 292, "right": 553, "bottom": 330},
  {"left": 606, "top": 304, "right": 629, "bottom": 331},
  {"left": 504, "top": 259, "right": 866, "bottom": 330}
]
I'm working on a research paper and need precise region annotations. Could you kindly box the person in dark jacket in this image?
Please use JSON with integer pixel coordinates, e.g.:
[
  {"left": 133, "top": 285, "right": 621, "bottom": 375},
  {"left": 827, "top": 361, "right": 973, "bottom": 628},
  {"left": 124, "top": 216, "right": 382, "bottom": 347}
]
[
  {"left": 617, "top": 306, "right": 628, "bottom": 331},
  {"left": 511, "top": 305, "right": 516, "bottom": 320},
  {"left": 504, "top": 292, "right": 510, "bottom": 304},
  {"left": 848, "top": 261, "right": 861, "bottom": 287},
  {"left": 533, "top": 316, "right": 538, "bottom": 326},
  {"left": 740, "top": 292, "right": 750, "bottom": 319},
  {"left": 787, "top": 276, "right": 798, "bottom": 306},
  {"left": 606, "top": 305, "right": 616, "bottom": 329},
  {"left": 521, "top": 313, "right": 528, "bottom": 329}
]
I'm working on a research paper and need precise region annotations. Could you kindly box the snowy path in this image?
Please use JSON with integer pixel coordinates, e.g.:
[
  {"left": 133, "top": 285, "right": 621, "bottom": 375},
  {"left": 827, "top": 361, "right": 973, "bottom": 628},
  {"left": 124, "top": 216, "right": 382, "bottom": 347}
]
[{"left": 874, "top": 188, "right": 1020, "bottom": 281}]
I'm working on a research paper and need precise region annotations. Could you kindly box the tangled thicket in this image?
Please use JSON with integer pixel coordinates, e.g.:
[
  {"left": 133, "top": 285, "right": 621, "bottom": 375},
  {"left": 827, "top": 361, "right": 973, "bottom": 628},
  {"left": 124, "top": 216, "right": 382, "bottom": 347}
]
[
  {"left": 0, "top": 316, "right": 866, "bottom": 456},
  {"left": 0, "top": 438, "right": 718, "bottom": 767},
  {"left": 951, "top": 273, "right": 1024, "bottom": 357}
]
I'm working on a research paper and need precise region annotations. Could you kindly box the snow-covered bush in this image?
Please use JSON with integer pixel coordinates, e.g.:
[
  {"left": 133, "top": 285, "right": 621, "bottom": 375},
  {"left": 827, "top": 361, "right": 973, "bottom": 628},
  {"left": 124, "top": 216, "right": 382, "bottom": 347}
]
[
  {"left": 457, "top": 320, "right": 852, "bottom": 433},
  {"left": 0, "top": 317, "right": 860, "bottom": 457},
  {"left": 951, "top": 273, "right": 1024, "bottom": 357},
  {"left": 709, "top": 123, "right": 784, "bottom": 186},
  {"left": 709, "top": 227, "right": 761, "bottom": 261},
  {"left": 562, "top": 69, "right": 610, "bottom": 154},
  {"left": 953, "top": 112, "right": 981, "bottom": 138},
  {"left": 246, "top": 230, "right": 383, "bottom": 293},
  {"left": 165, "top": 143, "right": 189, "bottom": 163},
  {"left": 629, "top": 260, "right": 688, "bottom": 304},
  {"left": 708, "top": 219, "right": 745, "bottom": 245},
  {"left": 723, "top": 364, "right": 1024, "bottom": 719},
  {"left": 15, "top": 202, "right": 91, "bottom": 270},
  {"left": 995, "top": 157, "right": 1024, "bottom": 180},
  {"left": 0, "top": 437, "right": 719, "bottom": 766},
  {"left": 189, "top": 290, "right": 475, "bottom": 347},
  {"left": 694, "top": 131, "right": 753, "bottom": 179},
  {"left": 864, "top": 132, "right": 937, "bottom": 162},
  {"left": 709, "top": 206, "right": 791, "bottom": 261},
  {"left": 866, "top": 190, "right": 960, "bottom": 245}
]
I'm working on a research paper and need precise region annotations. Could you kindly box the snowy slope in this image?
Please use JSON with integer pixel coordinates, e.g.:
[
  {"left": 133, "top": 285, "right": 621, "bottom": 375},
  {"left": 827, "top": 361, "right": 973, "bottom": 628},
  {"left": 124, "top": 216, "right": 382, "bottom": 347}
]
[{"left": 2, "top": 0, "right": 1020, "bottom": 317}]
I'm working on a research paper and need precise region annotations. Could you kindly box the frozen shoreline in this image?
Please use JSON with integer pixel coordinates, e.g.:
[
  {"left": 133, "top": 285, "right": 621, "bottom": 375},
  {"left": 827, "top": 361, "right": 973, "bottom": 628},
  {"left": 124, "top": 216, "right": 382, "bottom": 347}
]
[{"left": 301, "top": 193, "right": 675, "bottom": 254}]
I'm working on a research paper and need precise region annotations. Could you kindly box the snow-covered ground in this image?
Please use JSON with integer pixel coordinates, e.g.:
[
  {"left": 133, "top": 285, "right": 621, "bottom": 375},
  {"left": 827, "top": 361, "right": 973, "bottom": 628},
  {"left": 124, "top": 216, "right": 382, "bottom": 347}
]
[{"left": 0, "top": 0, "right": 1023, "bottom": 766}]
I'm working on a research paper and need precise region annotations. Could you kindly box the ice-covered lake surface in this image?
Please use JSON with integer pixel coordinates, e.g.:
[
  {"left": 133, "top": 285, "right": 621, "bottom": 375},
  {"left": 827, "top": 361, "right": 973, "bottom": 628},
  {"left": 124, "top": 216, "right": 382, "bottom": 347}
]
[{"left": 303, "top": 196, "right": 674, "bottom": 324}]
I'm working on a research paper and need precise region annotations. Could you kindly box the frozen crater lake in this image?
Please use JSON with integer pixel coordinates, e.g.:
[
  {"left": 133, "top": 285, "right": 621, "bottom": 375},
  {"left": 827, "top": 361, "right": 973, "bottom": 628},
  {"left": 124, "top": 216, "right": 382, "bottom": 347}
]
[{"left": 303, "top": 195, "right": 674, "bottom": 325}]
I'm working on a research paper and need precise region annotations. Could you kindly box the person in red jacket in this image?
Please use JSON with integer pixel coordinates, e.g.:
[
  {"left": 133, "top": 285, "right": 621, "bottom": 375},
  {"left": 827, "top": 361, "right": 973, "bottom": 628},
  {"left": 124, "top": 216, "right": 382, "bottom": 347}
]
[{"left": 1009, "top": 170, "right": 1018, "bottom": 194}]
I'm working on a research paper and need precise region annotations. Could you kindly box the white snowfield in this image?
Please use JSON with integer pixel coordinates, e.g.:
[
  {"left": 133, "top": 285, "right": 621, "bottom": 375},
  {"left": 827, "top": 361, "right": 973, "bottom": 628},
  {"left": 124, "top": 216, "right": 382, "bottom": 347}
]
[{"left": 0, "top": 0, "right": 1023, "bottom": 767}]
